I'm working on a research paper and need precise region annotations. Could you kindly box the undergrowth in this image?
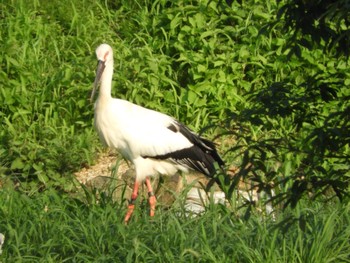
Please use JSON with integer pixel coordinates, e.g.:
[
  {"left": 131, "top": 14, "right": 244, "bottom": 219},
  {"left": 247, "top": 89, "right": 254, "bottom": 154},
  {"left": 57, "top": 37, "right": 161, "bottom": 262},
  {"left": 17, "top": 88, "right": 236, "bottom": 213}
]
[{"left": 1, "top": 188, "right": 350, "bottom": 262}]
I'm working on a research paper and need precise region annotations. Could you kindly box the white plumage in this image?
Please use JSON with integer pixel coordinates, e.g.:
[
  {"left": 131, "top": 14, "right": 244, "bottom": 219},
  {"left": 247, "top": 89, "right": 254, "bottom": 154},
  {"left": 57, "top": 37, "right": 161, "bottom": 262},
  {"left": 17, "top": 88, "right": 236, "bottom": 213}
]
[{"left": 91, "top": 44, "right": 224, "bottom": 222}]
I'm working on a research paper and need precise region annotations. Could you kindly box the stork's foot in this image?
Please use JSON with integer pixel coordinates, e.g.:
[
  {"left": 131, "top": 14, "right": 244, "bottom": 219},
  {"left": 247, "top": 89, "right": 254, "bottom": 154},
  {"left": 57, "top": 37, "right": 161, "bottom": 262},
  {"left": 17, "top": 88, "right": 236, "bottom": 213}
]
[
  {"left": 124, "top": 203, "right": 135, "bottom": 224},
  {"left": 124, "top": 181, "right": 140, "bottom": 224},
  {"left": 145, "top": 177, "right": 156, "bottom": 217},
  {"left": 148, "top": 192, "right": 156, "bottom": 217}
]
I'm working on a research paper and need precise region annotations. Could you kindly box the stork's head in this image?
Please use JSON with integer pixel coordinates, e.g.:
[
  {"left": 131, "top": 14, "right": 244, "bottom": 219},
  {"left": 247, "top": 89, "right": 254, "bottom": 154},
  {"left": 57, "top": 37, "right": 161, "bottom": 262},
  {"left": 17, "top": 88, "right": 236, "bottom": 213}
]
[
  {"left": 96, "top": 43, "right": 113, "bottom": 64},
  {"left": 90, "top": 44, "right": 114, "bottom": 102}
]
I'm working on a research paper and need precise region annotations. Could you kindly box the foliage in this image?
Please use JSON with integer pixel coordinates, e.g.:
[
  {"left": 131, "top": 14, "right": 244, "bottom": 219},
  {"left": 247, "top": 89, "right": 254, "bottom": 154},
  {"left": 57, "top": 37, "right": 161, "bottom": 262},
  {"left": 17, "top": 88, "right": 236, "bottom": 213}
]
[
  {"left": 221, "top": 0, "right": 350, "bottom": 210},
  {"left": 270, "top": 0, "right": 350, "bottom": 57},
  {"left": 1, "top": 188, "right": 350, "bottom": 262},
  {"left": 0, "top": 0, "right": 108, "bottom": 190}
]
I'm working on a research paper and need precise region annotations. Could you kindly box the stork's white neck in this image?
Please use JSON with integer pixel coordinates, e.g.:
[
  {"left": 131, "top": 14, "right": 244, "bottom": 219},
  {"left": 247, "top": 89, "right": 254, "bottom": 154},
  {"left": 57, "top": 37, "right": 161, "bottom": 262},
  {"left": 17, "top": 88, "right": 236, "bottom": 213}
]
[{"left": 99, "top": 60, "right": 114, "bottom": 99}]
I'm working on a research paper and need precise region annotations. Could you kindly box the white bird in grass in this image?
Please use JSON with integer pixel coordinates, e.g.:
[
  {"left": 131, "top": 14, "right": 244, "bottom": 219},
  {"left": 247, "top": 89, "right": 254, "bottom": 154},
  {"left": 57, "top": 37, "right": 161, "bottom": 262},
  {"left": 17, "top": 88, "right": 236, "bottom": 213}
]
[{"left": 91, "top": 43, "right": 225, "bottom": 223}]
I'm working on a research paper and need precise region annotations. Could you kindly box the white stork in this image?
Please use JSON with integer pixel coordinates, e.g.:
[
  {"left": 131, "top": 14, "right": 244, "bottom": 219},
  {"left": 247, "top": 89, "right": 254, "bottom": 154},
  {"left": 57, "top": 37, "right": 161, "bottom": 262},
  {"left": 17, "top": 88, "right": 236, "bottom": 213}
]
[{"left": 91, "top": 43, "right": 225, "bottom": 223}]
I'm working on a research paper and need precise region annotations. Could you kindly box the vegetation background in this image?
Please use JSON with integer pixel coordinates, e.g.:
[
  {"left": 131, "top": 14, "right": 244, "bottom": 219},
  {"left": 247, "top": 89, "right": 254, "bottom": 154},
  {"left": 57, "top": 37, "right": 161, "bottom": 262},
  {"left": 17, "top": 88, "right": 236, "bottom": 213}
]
[{"left": 0, "top": 0, "right": 349, "bottom": 261}]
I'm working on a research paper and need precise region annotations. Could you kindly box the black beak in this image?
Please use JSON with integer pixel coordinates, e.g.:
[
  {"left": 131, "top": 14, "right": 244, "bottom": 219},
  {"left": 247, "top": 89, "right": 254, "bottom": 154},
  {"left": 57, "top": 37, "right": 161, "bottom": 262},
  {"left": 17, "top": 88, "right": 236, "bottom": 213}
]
[{"left": 90, "top": 60, "right": 106, "bottom": 102}]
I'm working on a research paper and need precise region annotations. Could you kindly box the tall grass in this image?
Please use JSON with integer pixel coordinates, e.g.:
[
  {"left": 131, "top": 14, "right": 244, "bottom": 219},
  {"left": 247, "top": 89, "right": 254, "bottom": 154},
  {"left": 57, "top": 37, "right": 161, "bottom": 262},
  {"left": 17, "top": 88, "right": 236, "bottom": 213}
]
[
  {"left": 1, "top": 188, "right": 350, "bottom": 262},
  {"left": 0, "top": 0, "right": 108, "bottom": 191}
]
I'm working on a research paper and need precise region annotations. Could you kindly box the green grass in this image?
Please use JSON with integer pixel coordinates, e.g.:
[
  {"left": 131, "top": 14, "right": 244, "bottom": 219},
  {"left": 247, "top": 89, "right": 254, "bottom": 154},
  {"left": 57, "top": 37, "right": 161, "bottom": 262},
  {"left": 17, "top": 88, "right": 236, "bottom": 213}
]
[
  {"left": 0, "top": 0, "right": 349, "bottom": 261},
  {"left": 1, "top": 187, "right": 350, "bottom": 262}
]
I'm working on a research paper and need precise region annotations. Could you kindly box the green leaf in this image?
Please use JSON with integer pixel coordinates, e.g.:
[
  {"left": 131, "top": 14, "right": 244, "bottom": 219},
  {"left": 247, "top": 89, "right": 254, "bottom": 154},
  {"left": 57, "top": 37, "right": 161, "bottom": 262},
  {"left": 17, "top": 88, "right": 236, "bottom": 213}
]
[
  {"left": 197, "top": 64, "right": 207, "bottom": 73},
  {"left": 11, "top": 158, "right": 25, "bottom": 170},
  {"left": 37, "top": 173, "right": 49, "bottom": 184},
  {"left": 170, "top": 13, "right": 182, "bottom": 32},
  {"left": 214, "top": 61, "right": 225, "bottom": 67},
  {"left": 217, "top": 71, "right": 226, "bottom": 83}
]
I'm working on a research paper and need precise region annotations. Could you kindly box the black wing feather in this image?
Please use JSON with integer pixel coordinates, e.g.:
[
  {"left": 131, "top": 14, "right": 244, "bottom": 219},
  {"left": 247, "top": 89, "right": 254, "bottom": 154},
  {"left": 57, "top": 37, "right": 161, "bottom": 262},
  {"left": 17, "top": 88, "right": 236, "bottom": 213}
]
[{"left": 142, "top": 121, "right": 224, "bottom": 177}]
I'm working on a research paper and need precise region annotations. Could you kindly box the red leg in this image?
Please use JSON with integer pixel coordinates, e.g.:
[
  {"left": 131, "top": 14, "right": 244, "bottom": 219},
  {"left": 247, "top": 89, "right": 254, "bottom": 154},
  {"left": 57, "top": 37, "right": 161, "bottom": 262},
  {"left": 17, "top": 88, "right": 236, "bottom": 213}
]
[
  {"left": 124, "top": 181, "right": 140, "bottom": 223},
  {"left": 145, "top": 177, "right": 156, "bottom": 217}
]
